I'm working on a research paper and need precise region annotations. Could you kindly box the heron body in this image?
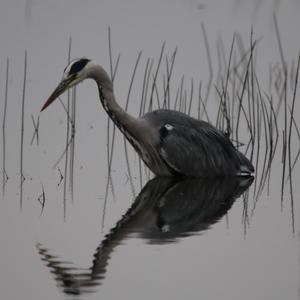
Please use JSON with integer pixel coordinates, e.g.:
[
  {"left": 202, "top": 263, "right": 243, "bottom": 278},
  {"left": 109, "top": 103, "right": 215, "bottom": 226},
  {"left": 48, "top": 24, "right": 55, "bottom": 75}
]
[{"left": 41, "top": 58, "right": 254, "bottom": 177}]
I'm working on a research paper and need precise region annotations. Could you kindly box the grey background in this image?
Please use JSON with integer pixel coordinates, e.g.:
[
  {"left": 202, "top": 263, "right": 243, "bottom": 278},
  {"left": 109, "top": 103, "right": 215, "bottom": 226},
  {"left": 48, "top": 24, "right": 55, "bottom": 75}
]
[{"left": 0, "top": 1, "right": 299, "bottom": 299}]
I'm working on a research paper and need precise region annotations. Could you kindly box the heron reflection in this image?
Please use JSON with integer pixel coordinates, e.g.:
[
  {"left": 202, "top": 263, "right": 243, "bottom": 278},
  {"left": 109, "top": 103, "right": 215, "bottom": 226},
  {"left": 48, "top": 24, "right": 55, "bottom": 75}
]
[{"left": 37, "top": 176, "right": 253, "bottom": 296}]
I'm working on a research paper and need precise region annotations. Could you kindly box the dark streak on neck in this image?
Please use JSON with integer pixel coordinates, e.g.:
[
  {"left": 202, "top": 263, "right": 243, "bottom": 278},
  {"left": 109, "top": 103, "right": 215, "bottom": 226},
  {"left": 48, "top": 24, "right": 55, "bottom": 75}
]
[{"left": 97, "top": 84, "right": 142, "bottom": 158}]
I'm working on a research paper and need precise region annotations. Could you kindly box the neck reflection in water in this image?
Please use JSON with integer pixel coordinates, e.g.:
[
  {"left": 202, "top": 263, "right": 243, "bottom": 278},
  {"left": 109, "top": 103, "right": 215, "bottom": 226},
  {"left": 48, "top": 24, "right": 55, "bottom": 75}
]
[{"left": 37, "top": 176, "right": 253, "bottom": 296}]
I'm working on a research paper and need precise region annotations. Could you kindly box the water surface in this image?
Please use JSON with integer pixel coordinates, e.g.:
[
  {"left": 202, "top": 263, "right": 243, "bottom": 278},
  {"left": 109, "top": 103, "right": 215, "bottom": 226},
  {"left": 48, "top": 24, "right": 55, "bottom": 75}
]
[{"left": 0, "top": 1, "right": 299, "bottom": 299}]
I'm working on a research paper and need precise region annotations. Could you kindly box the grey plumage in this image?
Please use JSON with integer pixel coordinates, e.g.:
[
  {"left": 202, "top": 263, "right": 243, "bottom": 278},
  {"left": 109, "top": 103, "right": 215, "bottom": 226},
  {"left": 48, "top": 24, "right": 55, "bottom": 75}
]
[
  {"left": 142, "top": 109, "right": 254, "bottom": 177},
  {"left": 41, "top": 58, "right": 254, "bottom": 177}
]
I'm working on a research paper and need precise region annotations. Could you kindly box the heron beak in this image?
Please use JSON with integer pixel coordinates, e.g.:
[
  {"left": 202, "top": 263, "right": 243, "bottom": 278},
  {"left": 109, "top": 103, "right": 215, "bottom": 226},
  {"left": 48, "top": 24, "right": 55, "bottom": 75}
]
[{"left": 41, "top": 78, "right": 73, "bottom": 112}]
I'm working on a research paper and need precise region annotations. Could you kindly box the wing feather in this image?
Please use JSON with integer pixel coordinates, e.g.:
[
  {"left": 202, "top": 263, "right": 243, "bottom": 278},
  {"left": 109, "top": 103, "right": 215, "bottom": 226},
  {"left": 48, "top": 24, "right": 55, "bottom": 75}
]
[
  {"left": 143, "top": 109, "right": 254, "bottom": 177},
  {"left": 159, "top": 123, "right": 244, "bottom": 177}
]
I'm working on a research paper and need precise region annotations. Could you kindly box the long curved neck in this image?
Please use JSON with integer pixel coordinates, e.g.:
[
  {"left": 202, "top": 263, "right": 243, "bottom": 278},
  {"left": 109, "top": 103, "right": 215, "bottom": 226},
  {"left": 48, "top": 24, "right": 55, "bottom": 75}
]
[{"left": 88, "top": 65, "right": 141, "bottom": 140}]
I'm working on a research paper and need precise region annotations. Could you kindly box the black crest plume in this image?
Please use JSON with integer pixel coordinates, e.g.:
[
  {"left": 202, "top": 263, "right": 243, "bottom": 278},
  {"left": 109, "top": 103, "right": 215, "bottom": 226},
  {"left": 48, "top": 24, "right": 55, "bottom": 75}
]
[{"left": 68, "top": 58, "right": 91, "bottom": 75}]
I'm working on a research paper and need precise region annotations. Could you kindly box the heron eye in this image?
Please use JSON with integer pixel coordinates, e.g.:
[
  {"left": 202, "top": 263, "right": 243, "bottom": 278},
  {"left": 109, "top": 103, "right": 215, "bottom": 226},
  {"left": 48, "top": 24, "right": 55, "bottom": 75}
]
[{"left": 68, "top": 73, "right": 77, "bottom": 80}]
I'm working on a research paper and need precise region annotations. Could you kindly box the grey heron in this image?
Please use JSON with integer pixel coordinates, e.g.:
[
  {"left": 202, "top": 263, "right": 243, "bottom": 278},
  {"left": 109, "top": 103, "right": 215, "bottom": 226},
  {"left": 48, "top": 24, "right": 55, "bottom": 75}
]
[{"left": 41, "top": 58, "right": 254, "bottom": 177}]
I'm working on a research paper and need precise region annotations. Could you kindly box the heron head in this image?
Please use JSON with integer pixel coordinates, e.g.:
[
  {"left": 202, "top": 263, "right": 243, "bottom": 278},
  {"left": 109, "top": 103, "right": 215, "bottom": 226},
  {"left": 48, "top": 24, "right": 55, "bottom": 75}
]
[{"left": 41, "top": 58, "right": 91, "bottom": 111}]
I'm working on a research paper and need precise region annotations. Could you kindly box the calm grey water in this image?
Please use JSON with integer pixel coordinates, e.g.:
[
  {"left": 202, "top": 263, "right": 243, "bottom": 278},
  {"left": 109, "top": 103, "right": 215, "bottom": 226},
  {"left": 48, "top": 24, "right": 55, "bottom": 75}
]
[{"left": 0, "top": 1, "right": 300, "bottom": 299}]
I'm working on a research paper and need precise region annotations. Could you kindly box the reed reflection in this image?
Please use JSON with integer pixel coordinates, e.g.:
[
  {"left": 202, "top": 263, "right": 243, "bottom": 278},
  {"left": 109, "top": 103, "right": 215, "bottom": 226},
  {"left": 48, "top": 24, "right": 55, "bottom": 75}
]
[{"left": 37, "top": 176, "right": 253, "bottom": 296}]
